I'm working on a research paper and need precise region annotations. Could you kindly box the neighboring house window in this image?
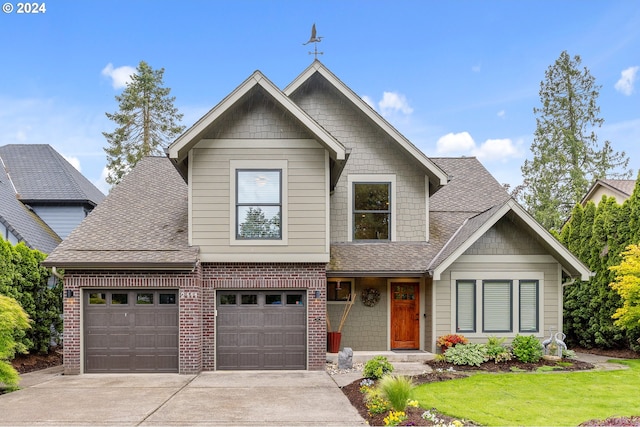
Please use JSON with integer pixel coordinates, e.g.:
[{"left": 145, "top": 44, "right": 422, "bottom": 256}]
[
  {"left": 483, "top": 281, "right": 512, "bottom": 333},
  {"left": 327, "top": 280, "right": 353, "bottom": 302},
  {"left": 347, "top": 175, "right": 396, "bottom": 241},
  {"left": 456, "top": 280, "right": 476, "bottom": 332},
  {"left": 230, "top": 160, "right": 288, "bottom": 246},
  {"left": 452, "top": 273, "right": 542, "bottom": 336}
]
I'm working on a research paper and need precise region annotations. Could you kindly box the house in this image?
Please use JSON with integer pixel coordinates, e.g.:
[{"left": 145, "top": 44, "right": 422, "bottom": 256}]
[
  {"left": 581, "top": 179, "right": 636, "bottom": 206},
  {"left": 42, "top": 61, "right": 590, "bottom": 375},
  {"left": 0, "top": 144, "right": 105, "bottom": 253}
]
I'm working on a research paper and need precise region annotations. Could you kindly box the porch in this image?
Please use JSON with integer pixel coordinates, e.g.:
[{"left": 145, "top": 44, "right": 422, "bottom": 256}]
[{"left": 325, "top": 350, "right": 436, "bottom": 364}]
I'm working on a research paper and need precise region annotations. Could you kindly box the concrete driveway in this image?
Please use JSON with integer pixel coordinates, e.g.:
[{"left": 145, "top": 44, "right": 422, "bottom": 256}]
[{"left": 0, "top": 370, "right": 366, "bottom": 426}]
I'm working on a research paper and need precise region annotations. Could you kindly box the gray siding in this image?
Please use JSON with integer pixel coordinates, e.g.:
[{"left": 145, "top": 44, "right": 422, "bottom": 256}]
[
  {"left": 290, "top": 78, "right": 427, "bottom": 242},
  {"left": 31, "top": 205, "right": 87, "bottom": 240},
  {"left": 465, "top": 217, "right": 546, "bottom": 255}
]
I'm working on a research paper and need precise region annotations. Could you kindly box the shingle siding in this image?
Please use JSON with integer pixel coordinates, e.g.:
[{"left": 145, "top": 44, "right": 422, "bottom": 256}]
[{"left": 464, "top": 217, "right": 546, "bottom": 256}]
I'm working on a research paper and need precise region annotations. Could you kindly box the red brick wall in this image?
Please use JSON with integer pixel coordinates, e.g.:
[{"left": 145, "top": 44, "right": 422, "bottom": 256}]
[{"left": 62, "top": 263, "right": 327, "bottom": 374}]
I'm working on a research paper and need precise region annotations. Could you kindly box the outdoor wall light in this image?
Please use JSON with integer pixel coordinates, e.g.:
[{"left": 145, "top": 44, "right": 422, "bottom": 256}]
[
  {"left": 65, "top": 290, "right": 74, "bottom": 298},
  {"left": 314, "top": 290, "right": 321, "bottom": 299}
]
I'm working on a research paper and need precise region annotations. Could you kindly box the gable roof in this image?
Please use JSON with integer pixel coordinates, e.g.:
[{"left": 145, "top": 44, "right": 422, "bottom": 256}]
[
  {"left": 581, "top": 178, "right": 636, "bottom": 205},
  {"left": 0, "top": 158, "right": 61, "bottom": 253},
  {"left": 0, "top": 144, "right": 105, "bottom": 205},
  {"left": 167, "top": 70, "right": 346, "bottom": 175},
  {"left": 42, "top": 156, "right": 198, "bottom": 270},
  {"left": 284, "top": 61, "right": 449, "bottom": 189}
]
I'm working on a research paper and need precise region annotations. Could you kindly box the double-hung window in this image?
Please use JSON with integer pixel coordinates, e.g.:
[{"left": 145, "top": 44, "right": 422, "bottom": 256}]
[{"left": 236, "top": 169, "right": 281, "bottom": 239}]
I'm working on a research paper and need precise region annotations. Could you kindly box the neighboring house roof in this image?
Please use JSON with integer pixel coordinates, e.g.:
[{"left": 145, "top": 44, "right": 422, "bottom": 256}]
[
  {"left": 581, "top": 179, "right": 636, "bottom": 205},
  {"left": 0, "top": 158, "right": 61, "bottom": 253},
  {"left": 0, "top": 144, "right": 105, "bottom": 205},
  {"left": 284, "top": 61, "right": 449, "bottom": 189},
  {"left": 42, "top": 156, "right": 198, "bottom": 270}
]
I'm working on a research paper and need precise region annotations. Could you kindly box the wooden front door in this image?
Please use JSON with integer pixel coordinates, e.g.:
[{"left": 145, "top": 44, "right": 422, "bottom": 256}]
[{"left": 390, "top": 283, "right": 420, "bottom": 349}]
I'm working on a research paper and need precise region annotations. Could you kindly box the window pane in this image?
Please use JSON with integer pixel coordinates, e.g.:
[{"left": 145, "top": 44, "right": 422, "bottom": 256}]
[
  {"left": 456, "top": 281, "right": 475, "bottom": 332},
  {"left": 111, "top": 294, "right": 128, "bottom": 305},
  {"left": 520, "top": 281, "right": 539, "bottom": 332},
  {"left": 266, "top": 294, "right": 282, "bottom": 305},
  {"left": 89, "top": 293, "right": 106, "bottom": 304},
  {"left": 237, "top": 206, "right": 281, "bottom": 239},
  {"left": 327, "top": 281, "right": 351, "bottom": 301},
  {"left": 354, "top": 213, "right": 389, "bottom": 240},
  {"left": 286, "top": 294, "right": 304, "bottom": 306},
  {"left": 237, "top": 170, "right": 280, "bottom": 204},
  {"left": 137, "top": 293, "right": 154, "bottom": 305},
  {"left": 354, "top": 183, "right": 389, "bottom": 211},
  {"left": 160, "top": 293, "right": 176, "bottom": 304},
  {"left": 483, "top": 281, "right": 512, "bottom": 332},
  {"left": 219, "top": 294, "right": 236, "bottom": 305},
  {"left": 241, "top": 294, "right": 258, "bottom": 305}
]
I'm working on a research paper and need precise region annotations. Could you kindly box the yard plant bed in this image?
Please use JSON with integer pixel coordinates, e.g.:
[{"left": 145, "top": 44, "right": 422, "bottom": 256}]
[
  {"left": 11, "top": 347, "right": 63, "bottom": 374},
  {"left": 341, "top": 358, "right": 598, "bottom": 426}
]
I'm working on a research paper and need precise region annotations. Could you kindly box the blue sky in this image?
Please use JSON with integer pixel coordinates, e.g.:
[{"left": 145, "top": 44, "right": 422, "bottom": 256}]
[{"left": 1, "top": 0, "right": 638, "bottom": 194}]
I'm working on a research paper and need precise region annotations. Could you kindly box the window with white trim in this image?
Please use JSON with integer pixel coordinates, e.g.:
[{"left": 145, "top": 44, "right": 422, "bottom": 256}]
[
  {"left": 453, "top": 274, "right": 541, "bottom": 334},
  {"left": 327, "top": 279, "right": 354, "bottom": 302},
  {"left": 347, "top": 174, "right": 396, "bottom": 242}
]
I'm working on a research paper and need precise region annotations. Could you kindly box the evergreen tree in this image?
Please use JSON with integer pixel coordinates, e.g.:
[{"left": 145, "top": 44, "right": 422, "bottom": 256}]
[
  {"left": 521, "top": 51, "right": 630, "bottom": 231},
  {"left": 103, "top": 61, "right": 185, "bottom": 186}
]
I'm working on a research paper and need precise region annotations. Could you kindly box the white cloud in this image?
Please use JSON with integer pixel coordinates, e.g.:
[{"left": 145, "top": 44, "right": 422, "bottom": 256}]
[
  {"left": 614, "top": 66, "right": 639, "bottom": 96},
  {"left": 472, "top": 64, "right": 481, "bottom": 73},
  {"left": 436, "top": 131, "right": 522, "bottom": 162},
  {"left": 361, "top": 95, "right": 376, "bottom": 110},
  {"left": 63, "top": 155, "right": 81, "bottom": 171},
  {"left": 497, "top": 110, "right": 506, "bottom": 118},
  {"left": 93, "top": 166, "right": 111, "bottom": 195},
  {"left": 378, "top": 91, "right": 414, "bottom": 116},
  {"left": 101, "top": 63, "right": 136, "bottom": 90}
]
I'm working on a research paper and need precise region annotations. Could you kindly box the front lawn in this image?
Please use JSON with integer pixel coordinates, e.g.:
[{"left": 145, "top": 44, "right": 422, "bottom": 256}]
[{"left": 412, "top": 359, "right": 640, "bottom": 426}]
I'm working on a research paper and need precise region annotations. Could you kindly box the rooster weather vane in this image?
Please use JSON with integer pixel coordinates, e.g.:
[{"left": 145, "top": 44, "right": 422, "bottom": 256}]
[{"left": 303, "top": 23, "right": 323, "bottom": 59}]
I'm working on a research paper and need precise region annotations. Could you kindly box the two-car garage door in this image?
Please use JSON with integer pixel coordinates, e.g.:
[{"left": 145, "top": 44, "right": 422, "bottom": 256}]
[{"left": 84, "top": 289, "right": 307, "bottom": 372}]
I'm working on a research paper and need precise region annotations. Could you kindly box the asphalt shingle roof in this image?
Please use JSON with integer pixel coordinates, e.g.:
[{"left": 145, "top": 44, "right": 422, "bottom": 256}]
[
  {"left": 43, "top": 156, "right": 198, "bottom": 269},
  {"left": 600, "top": 179, "right": 636, "bottom": 197},
  {"left": 0, "top": 144, "right": 105, "bottom": 204}
]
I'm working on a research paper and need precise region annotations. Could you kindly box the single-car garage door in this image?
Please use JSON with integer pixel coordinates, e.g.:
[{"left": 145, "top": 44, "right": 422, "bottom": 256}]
[
  {"left": 216, "top": 290, "right": 306, "bottom": 370},
  {"left": 84, "top": 290, "right": 179, "bottom": 373}
]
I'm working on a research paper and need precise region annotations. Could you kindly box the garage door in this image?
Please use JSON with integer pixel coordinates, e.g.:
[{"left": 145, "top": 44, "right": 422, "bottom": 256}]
[
  {"left": 216, "top": 290, "right": 306, "bottom": 370},
  {"left": 84, "top": 290, "right": 179, "bottom": 373}
]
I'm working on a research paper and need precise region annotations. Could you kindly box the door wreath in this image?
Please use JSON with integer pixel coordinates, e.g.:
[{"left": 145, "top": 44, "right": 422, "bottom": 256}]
[{"left": 361, "top": 288, "right": 381, "bottom": 307}]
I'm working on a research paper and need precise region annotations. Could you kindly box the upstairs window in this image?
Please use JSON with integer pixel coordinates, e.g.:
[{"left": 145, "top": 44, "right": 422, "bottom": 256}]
[
  {"left": 353, "top": 182, "right": 391, "bottom": 240},
  {"left": 236, "top": 169, "right": 281, "bottom": 240}
]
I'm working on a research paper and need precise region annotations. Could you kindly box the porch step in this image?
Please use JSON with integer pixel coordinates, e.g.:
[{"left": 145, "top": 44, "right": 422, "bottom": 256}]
[{"left": 326, "top": 350, "right": 436, "bottom": 364}]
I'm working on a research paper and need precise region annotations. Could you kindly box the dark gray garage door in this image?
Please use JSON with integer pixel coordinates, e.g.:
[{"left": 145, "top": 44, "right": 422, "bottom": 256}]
[
  {"left": 216, "top": 290, "right": 306, "bottom": 370},
  {"left": 84, "top": 290, "right": 179, "bottom": 373}
]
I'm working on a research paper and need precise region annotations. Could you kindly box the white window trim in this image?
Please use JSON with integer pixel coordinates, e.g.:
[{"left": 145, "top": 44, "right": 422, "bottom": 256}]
[
  {"left": 229, "top": 159, "right": 288, "bottom": 246},
  {"left": 450, "top": 272, "right": 544, "bottom": 338},
  {"left": 347, "top": 174, "right": 396, "bottom": 242}
]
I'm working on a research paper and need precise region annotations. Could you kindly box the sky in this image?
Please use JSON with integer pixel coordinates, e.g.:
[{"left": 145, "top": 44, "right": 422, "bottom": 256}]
[{"left": 1, "top": 0, "right": 638, "bottom": 195}]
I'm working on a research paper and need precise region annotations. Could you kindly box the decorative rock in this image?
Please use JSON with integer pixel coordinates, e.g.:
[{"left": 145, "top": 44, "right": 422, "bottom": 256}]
[{"left": 338, "top": 347, "right": 353, "bottom": 370}]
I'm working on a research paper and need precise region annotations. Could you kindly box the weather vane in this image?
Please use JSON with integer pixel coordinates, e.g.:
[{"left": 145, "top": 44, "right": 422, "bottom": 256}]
[{"left": 303, "top": 23, "right": 323, "bottom": 59}]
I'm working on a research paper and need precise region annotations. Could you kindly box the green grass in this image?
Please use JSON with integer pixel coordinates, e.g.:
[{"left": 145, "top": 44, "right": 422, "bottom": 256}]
[{"left": 413, "top": 360, "right": 640, "bottom": 426}]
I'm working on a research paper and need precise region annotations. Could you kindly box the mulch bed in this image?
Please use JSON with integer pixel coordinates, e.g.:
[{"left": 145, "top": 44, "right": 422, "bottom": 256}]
[
  {"left": 11, "top": 347, "right": 63, "bottom": 374},
  {"left": 340, "top": 354, "right": 640, "bottom": 426}
]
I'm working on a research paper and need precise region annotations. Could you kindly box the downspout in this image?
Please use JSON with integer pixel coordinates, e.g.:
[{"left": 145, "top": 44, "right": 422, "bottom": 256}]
[{"left": 52, "top": 266, "right": 64, "bottom": 281}]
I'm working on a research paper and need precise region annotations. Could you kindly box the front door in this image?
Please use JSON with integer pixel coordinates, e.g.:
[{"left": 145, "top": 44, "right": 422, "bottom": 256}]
[{"left": 390, "top": 283, "right": 420, "bottom": 349}]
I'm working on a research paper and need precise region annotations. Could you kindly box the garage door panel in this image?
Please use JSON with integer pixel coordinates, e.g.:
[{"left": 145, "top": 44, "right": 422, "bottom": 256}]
[
  {"left": 84, "top": 290, "right": 178, "bottom": 373},
  {"left": 217, "top": 290, "right": 306, "bottom": 370}
]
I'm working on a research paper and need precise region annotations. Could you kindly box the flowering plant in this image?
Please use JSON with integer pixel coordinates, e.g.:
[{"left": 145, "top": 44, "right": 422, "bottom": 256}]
[
  {"left": 436, "top": 334, "right": 468, "bottom": 352},
  {"left": 383, "top": 410, "right": 407, "bottom": 426}
]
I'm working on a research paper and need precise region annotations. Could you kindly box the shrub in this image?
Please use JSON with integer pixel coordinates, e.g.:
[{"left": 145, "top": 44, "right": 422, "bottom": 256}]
[
  {"left": 378, "top": 375, "right": 415, "bottom": 411},
  {"left": 363, "top": 356, "right": 394, "bottom": 379},
  {"left": 444, "top": 343, "right": 487, "bottom": 366},
  {"left": 437, "top": 334, "right": 468, "bottom": 352},
  {"left": 485, "top": 336, "right": 512, "bottom": 363},
  {"left": 512, "top": 334, "right": 544, "bottom": 363},
  {"left": 0, "top": 295, "right": 31, "bottom": 389}
]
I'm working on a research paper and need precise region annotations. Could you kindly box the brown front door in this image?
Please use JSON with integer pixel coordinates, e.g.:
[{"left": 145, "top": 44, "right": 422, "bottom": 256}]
[{"left": 390, "top": 283, "right": 420, "bottom": 349}]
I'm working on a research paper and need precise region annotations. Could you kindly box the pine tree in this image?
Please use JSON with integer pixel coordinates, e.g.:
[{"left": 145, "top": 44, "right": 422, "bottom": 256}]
[
  {"left": 521, "top": 51, "right": 630, "bottom": 231},
  {"left": 103, "top": 61, "right": 185, "bottom": 186}
]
